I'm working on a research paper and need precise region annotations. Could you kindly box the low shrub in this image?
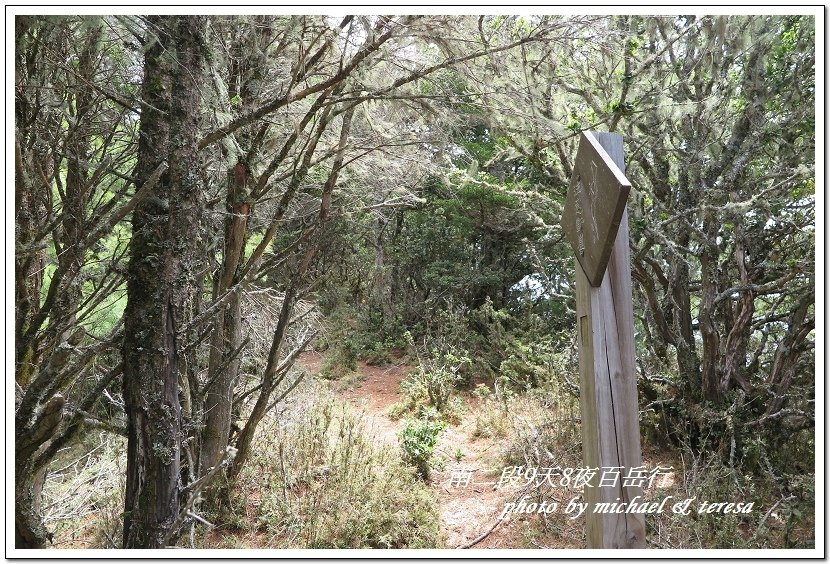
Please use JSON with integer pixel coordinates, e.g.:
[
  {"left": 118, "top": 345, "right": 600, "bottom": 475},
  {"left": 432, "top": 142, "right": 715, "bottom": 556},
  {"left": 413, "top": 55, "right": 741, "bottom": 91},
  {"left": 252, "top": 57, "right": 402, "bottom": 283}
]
[
  {"left": 471, "top": 397, "right": 510, "bottom": 440},
  {"left": 441, "top": 396, "right": 467, "bottom": 426},
  {"left": 410, "top": 349, "right": 471, "bottom": 412},
  {"left": 319, "top": 340, "right": 358, "bottom": 380},
  {"left": 231, "top": 387, "right": 441, "bottom": 548},
  {"left": 386, "top": 401, "right": 409, "bottom": 421},
  {"left": 399, "top": 415, "right": 447, "bottom": 480}
]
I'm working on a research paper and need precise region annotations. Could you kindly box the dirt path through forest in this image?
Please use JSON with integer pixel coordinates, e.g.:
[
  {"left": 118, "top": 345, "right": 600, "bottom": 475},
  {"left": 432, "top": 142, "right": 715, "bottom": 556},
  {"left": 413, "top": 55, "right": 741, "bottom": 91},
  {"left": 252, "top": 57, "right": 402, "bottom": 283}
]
[{"left": 296, "top": 352, "right": 544, "bottom": 549}]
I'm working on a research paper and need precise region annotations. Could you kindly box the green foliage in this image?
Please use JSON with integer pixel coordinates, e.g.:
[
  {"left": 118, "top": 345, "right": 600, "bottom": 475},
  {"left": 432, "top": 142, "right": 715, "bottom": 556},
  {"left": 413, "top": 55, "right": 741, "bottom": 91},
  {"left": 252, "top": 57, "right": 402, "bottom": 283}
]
[
  {"left": 466, "top": 299, "right": 574, "bottom": 393},
  {"left": 328, "top": 370, "right": 366, "bottom": 393},
  {"left": 386, "top": 120, "right": 561, "bottom": 319},
  {"left": 415, "top": 350, "right": 471, "bottom": 412},
  {"left": 391, "top": 326, "right": 474, "bottom": 421},
  {"left": 319, "top": 290, "right": 411, "bottom": 369},
  {"left": 361, "top": 342, "right": 392, "bottom": 366},
  {"left": 319, "top": 339, "right": 358, "bottom": 380},
  {"left": 349, "top": 316, "right": 410, "bottom": 364},
  {"left": 398, "top": 413, "right": 447, "bottom": 480},
  {"left": 386, "top": 401, "right": 409, "bottom": 421},
  {"left": 397, "top": 373, "right": 428, "bottom": 413},
  {"left": 472, "top": 383, "right": 492, "bottom": 400},
  {"left": 497, "top": 337, "right": 556, "bottom": 391}
]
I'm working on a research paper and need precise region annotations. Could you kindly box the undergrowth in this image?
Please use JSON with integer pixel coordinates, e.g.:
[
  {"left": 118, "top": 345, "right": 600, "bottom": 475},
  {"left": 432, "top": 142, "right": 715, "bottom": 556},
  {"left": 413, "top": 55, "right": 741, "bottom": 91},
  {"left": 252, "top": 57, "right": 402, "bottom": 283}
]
[
  {"left": 40, "top": 432, "right": 126, "bottom": 548},
  {"left": 222, "top": 385, "right": 442, "bottom": 548}
]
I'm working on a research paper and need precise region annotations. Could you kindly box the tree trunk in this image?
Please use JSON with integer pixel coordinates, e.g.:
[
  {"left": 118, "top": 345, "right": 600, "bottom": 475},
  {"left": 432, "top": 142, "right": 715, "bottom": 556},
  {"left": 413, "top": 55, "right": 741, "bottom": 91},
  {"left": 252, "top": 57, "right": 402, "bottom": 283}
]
[
  {"left": 226, "top": 106, "right": 355, "bottom": 488},
  {"left": 200, "top": 162, "right": 250, "bottom": 475},
  {"left": 699, "top": 210, "right": 723, "bottom": 403},
  {"left": 199, "top": 18, "right": 272, "bottom": 480},
  {"left": 766, "top": 292, "right": 814, "bottom": 416},
  {"left": 122, "top": 15, "right": 206, "bottom": 549},
  {"left": 720, "top": 222, "right": 754, "bottom": 394},
  {"left": 14, "top": 18, "right": 99, "bottom": 547},
  {"left": 14, "top": 131, "right": 51, "bottom": 547},
  {"left": 15, "top": 467, "right": 48, "bottom": 548},
  {"left": 370, "top": 217, "right": 394, "bottom": 321},
  {"left": 14, "top": 15, "right": 51, "bottom": 391}
]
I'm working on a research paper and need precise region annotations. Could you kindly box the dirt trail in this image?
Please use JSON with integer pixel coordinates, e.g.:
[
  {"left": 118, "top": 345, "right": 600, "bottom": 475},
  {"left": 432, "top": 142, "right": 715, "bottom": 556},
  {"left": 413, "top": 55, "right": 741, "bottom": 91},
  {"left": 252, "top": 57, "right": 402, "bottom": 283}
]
[{"left": 296, "top": 352, "right": 532, "bottom": 549}]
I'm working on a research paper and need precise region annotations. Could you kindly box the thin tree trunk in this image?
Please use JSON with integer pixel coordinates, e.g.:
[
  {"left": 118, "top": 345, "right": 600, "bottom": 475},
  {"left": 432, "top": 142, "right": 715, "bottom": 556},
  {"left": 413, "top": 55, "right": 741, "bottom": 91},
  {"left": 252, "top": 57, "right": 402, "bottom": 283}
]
[
  {"left": 199, "top": 18, "right": 272, "bottom": 480},
  {"left": 699, "top": 210, "right": 722, "bottom": 403},
  {"left": 200, "top": 162, "right": 250, "bottom": 475},
  {"left": 720, "top": 223, "right": 754, "bottom": 394},
  {"left": 226, "top": 107, "right": 355, "bottom": 487},
  {"left": 765, "top": 293, "right": 814, "bottom": 416},
  {"left": 370, "top": 217, "right": 393, "bottom": 320}
]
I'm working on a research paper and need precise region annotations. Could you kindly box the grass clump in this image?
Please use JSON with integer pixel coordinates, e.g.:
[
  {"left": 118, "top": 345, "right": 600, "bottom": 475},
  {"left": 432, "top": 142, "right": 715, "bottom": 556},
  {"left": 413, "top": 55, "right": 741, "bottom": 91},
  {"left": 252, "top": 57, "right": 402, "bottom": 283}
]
[
  {"left": 232, "top": 386, "right": 441, "bottom": 548},
  {"left": 471, "top": 397, "right": 510, "bottom": 439}
]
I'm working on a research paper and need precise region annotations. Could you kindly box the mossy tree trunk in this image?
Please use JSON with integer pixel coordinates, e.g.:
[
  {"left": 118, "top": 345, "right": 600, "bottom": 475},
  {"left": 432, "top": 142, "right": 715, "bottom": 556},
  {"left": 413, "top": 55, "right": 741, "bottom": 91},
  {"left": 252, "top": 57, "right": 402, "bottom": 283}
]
[{"left": 122, "top": 15, "right": 207, "bottom": 549}]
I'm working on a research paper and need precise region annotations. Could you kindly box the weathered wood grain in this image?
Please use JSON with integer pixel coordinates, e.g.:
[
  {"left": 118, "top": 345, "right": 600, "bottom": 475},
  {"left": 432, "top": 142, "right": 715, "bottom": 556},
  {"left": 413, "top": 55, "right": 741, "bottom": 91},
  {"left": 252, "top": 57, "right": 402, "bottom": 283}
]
[
  {"left": 562, "top": 131, "right": 631, "bottom": 287},
  {"left": 573, "top": 132, "right": 645, "bottom": 549}
]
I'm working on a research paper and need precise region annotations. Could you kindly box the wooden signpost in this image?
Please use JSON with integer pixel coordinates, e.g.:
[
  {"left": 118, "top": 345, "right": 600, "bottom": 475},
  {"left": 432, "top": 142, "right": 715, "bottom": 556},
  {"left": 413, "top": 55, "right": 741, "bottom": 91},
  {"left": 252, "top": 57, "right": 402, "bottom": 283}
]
[{"left": 562, "top": 132, "right": 645, "bottom": 549}]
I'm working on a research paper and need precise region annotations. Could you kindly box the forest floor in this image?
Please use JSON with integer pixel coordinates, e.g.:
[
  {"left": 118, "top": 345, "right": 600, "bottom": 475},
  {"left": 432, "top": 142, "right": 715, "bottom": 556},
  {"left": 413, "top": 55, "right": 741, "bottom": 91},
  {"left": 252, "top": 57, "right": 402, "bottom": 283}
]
[
  {"left": 42, "top": 347, "right": 801, "bottom": 551},
  {"left": 41, "top": 351, "right": 695, "bottom": 551},
  {"left": 295, "top": 351, "right": 583, "bottom": 549}
]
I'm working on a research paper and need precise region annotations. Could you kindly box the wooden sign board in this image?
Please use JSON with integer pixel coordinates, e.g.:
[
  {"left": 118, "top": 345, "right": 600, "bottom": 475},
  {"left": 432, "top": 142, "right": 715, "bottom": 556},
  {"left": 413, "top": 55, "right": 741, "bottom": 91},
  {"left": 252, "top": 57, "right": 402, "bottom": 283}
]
[{"left": 561, "top": 132, "right": 631, "bottom": 287}]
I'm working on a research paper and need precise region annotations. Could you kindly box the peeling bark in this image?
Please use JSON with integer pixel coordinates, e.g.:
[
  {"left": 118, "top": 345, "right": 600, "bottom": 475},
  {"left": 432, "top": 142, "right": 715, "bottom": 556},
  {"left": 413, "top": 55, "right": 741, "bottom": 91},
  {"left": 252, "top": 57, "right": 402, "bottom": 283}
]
[{"left": 122, "top": 15, "right": 207, "bottom": 549}]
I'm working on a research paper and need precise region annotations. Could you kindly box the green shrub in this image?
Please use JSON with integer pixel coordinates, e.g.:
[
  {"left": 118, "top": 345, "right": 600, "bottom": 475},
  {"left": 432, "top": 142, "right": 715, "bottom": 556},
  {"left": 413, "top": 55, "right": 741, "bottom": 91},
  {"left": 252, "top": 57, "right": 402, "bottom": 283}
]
[
  {"left": 413, "top": 350, "right": 471, "bottom": 412},
  {"left": 349, "top": 311, "right": 411, "bottom": 362},
  {"left": 472, "top": 383, "right": 492, "bottom": 399},
  {"left": 399, "top": 416, "right": 447, "bottom": 480},
  {"left": 442, "top": 396, "right": 467, "bottom": 426},
  {"left": 362, "top": 342, "right": 392, "bottom": 366},
  {"left": 472, "top": 397, "right": 510, "bottom": 439},
  {"left": 386, "top": 401, "right": 409, "bottom": 421},
  {"left": 319, "top": 339, "right": 358, "bottom": 380},
  {"left": 329, "top": 370, "right": 365, "bottom": 392},
  {"left": 497, "top": 338, "right": 555, "bottom": 391}
]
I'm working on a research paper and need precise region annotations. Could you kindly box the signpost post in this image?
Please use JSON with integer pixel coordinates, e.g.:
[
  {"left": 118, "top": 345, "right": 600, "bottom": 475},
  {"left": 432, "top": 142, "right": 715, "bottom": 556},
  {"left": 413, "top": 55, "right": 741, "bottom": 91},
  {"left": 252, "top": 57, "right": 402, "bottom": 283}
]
[{"left": 562, "top": 132, "right": 645, "bottom": 549}]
